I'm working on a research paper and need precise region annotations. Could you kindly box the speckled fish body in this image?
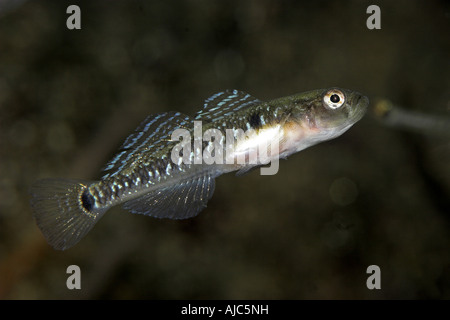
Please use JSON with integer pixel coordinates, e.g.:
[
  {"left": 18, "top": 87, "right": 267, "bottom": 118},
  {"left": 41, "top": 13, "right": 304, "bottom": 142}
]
[{"left": 30, "top": 88, "right": 368, "bottom": 250}]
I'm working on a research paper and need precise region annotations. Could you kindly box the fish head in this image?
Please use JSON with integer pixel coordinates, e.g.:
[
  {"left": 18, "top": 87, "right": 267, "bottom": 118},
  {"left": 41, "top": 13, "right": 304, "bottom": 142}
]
[
  {"left": 308, "top": 87, "right": 369, "bottom": 132},
  {"left": 287, "top": 87, "right": 368, "bottom": 140},
  {"left": 279, "top": 88, "right": 369, "bottom": 155}
]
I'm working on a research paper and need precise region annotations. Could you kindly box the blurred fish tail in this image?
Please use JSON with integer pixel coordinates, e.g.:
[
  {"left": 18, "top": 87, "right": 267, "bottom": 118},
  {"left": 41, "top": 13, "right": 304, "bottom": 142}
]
[{"left": 30, "top": 179, "right": 106, "bottom": 250}]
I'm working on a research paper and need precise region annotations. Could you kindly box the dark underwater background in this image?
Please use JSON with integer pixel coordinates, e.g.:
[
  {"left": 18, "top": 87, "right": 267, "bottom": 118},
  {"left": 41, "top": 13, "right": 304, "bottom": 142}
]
[{"left": 0, "top": 0, "right": 449, "bottom": 299}]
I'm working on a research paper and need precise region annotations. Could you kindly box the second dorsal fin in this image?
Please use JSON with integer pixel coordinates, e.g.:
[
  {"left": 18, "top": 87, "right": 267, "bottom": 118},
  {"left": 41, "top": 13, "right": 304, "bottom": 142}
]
[{"left": 195, "top": 89, "right": 262, "bottom": 122}]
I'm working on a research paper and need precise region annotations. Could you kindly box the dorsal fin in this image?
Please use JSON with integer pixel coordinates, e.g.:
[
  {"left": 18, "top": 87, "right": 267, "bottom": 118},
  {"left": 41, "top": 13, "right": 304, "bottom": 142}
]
[
  {"left": 123, "top": 173, "right": 215, "bottom": 219},
  {"left": 195, "top": 89, "right": 262, "bottom": 122},
  {"left": 102, "top": 112, "right": 192, "bottom": 178}
]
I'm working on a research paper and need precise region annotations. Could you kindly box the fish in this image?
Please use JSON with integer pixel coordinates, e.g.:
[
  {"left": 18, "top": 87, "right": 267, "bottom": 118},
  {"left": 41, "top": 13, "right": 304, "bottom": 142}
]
[{"left": 30, "top": 87, "right": 369, "bottom": 250}]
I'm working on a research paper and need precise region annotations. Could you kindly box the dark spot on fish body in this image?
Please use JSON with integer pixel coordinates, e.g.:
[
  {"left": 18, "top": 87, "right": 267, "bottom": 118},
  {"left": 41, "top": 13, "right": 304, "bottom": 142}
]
[
  {"left": 113, "top": 184, "right": 123, "bottom": 199},
  {"left": 248, "top": 112, "right": 262, "bottom": 129},
  {"left": 81, "top": 189, "right": 95, "bottom": 212},
  {"left": 128, "top": 173, "right": 137, "bottom": 187},
  {"left": 138, "top": 167, "right": 150, "bottom": 183},
  {"left": 153, "top": 159, "right": 166, "bottom": 178},
  {"left": 102, "top": 184, "right": 112, "bottom": 201},
  {"left": 91, "top": 187, "right": 104, "bottom": 205}
]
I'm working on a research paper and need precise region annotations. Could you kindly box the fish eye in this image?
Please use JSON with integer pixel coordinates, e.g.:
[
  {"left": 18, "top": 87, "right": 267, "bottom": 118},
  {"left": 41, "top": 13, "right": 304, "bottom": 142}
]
[
  {"left": 324, "top": 90, "right": 345, "bottom": 109},
  {"left": 330, "top": 94, "right": 340, "bottom": 103}
]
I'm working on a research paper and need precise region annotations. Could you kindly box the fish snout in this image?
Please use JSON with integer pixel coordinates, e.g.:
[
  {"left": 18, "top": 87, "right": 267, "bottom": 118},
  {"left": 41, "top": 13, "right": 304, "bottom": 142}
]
[{"left": 349, "top": 92, "right": 369, "bottom": 121}]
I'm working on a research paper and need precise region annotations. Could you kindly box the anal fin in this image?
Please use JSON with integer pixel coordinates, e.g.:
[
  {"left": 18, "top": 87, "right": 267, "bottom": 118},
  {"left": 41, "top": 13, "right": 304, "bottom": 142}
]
[{"left": 123, "top": 174, "right": 216, "bottom": 219}]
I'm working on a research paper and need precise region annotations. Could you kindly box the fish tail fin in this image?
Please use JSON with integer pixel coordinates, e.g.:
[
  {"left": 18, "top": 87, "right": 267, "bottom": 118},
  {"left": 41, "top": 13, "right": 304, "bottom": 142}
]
[{"left": 30, "top": 178, "right": 106, "bottom": 250}]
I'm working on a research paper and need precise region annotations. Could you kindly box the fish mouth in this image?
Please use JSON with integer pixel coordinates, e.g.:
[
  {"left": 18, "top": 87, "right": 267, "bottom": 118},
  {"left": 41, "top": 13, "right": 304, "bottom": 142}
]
[{"left": 350, "top": 93, "right": 369, "bottom": 122}]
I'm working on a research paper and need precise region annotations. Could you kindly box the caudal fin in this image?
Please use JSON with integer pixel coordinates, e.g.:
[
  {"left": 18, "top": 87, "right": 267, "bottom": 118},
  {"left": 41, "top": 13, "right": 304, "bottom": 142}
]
[{"left": 30, "top": 179, "right": 106, "bottom": 250}]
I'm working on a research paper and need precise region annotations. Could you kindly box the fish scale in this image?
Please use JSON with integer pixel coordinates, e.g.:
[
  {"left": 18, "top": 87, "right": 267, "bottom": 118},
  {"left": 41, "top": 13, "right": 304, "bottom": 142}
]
[{"left": 30, "top": 87, "right": 368, "bottom": 250}]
